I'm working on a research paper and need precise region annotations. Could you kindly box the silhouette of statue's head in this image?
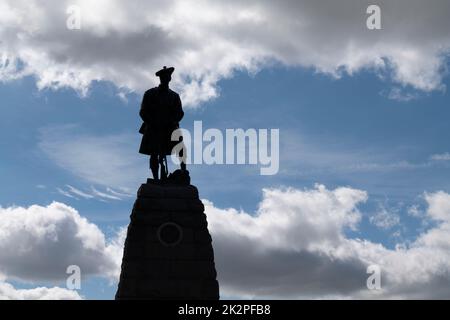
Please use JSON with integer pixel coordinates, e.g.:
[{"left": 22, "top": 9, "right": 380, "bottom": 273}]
[{"left": 156, "top": 66, "right": 174, "bottom": 86}]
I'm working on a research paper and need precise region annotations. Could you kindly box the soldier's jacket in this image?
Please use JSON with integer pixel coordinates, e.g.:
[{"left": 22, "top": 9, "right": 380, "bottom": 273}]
[{"left": 139, "top": 85, "right": 184, "bottom": 156}]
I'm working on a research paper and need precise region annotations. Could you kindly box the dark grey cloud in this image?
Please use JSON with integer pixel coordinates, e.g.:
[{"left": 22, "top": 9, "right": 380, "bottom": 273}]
[
  {"left": 214, "top": 237, "right": 368, "bottom": 298},
  {"left": 1, "top": 0, "right": 449, "bottom": 106},
  {"left": 205, "top": 186, "right": 450, "bottom": 299}
]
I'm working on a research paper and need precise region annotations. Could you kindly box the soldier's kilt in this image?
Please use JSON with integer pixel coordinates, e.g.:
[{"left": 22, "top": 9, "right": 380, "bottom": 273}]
[{"left": 139, "top": 125, "right": 182, "bottom": 156}]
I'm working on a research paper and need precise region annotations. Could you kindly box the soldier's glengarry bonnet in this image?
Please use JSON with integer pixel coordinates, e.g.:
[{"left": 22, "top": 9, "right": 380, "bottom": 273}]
[{"left": 156, "top": 66, "right": 175, "bottom": 77}]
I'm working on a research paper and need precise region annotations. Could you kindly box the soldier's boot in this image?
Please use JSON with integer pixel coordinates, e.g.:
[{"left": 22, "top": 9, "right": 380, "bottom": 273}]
[{"left": 151, "top": 167, "right": 159, "bottom": 180}]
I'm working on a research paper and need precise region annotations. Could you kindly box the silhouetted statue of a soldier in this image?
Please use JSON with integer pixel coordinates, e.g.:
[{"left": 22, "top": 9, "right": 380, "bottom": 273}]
[{"left": 139, "top": 66, "right": 186, "bottom": 180}]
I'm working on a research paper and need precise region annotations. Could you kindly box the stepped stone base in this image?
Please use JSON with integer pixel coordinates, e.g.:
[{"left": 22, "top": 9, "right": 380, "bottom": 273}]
[{"left": 115, "top": 177, "right": 219, "bottom": 300}]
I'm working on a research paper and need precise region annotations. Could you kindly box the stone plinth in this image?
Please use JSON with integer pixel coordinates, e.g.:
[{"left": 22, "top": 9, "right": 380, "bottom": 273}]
[{"left": 115, "top": 178, "right": 219, "bottom": 300}]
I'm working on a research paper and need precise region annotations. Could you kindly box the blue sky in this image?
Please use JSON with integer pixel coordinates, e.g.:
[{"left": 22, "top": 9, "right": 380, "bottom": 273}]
[
  {"left": 2, "top": 0, "right": 450, "bottom": 300},
  {"left": 2, "top": 63, "right": 450, "bottom": 298}
]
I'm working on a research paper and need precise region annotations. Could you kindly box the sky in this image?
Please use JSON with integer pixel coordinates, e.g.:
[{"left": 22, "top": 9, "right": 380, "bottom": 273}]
[{"left": 1, "top": 0, "right": 450, "bottom": 299}]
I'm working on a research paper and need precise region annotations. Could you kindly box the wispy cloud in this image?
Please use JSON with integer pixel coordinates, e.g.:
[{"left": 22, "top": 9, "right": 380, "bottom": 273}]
[
  {"left": 281, "top": 131, "right": 446, "bottom": 177},
  {"left": 38, "top": 125, "right": 147, "bottom": 190},
  {"left": 369, "top": 205, "right": 401, "bottom": 230},
  {"left": 66, "top": 185, "right": 94, "bottom": 199},
  {"left": 91, "top": 187, "right": 122, "bottom": 201},
  {"left": 56, "top": 187, "right": 78, "bottom": 200},
  {"left": 386, "top": 87, "right": 420, "bottom": 102},
  {"left": 106, "top": 187, "right": 133, "bottom": 198},
  {"left": 407, "top": 204, "right": 424, "bottom": 218},
  {"left": 56, "top": 184, "right": 129, "bottom": 202},
  {"left": 430, "top": 152, "right": 450, "bottom": 161}
]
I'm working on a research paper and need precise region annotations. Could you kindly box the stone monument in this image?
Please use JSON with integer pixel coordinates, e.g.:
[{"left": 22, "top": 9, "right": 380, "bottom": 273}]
[{"left": 115, "top": 66, "right": 219, "bottom": 300}]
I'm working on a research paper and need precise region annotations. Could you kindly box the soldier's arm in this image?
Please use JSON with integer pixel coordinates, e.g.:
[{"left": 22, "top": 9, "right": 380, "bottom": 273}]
[
  {"left": 173, "top": 94, "right": 184, "bottom": 122},
  {"left": 139, "top": 91, "right": 152, "bottom": 123}
]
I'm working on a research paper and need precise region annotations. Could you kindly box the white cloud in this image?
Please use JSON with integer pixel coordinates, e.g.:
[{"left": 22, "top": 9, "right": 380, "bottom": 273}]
[
  {"left": 1, "top": 0, "right": 449, "bottom": 107},
  {"left": 0, "top": 201, "right": 124, "bottom": 282},
  {"left": 0, "top": 281, "right": 81, "bottom": 300},
  {"left": 205, "top": 185, "right": 450, "bottom": 299},
  {"left": 424, "top": 191, "right": 450, "bottom": 222},
  {"left": 1, "top": 185, "right": 450, "bottom": 299},
  {"left": 207, "top": 185, "right": 367, "bottom": 253}
]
